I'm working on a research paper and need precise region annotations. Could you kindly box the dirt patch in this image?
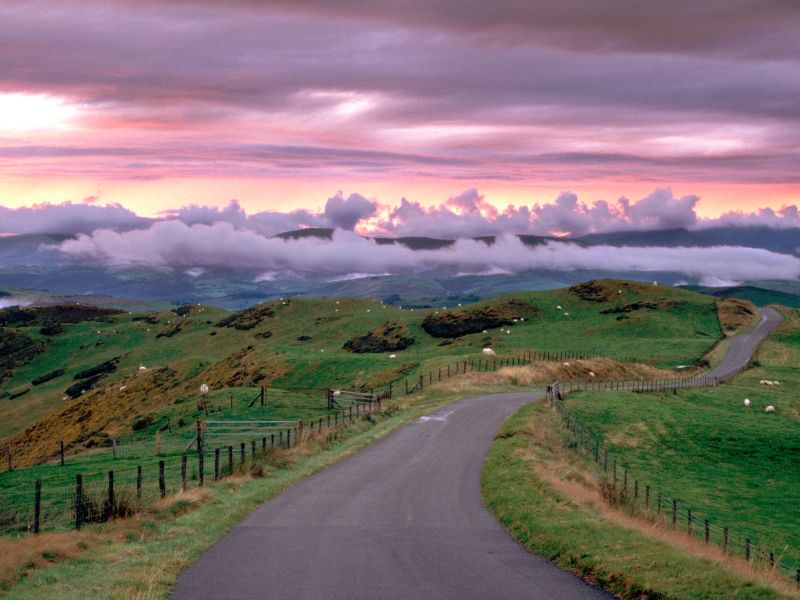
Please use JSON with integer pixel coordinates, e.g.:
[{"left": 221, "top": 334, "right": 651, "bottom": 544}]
[
  {"left": 421, "top": 300, "right": 539, "bottom": 338},
  {"left": 216, "top": 302, "right": 277, "bottom": 330},
  {"left": 717, "top": 299, "right": 758, "bottom": 336},
  {"left": 343, "top": 321, "right": 415, "bottom": 353}
]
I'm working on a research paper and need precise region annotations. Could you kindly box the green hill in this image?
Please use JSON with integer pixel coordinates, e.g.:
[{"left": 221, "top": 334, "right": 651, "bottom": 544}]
[{"left": 0, "top": 280, "right": 728, "bottom": 467}]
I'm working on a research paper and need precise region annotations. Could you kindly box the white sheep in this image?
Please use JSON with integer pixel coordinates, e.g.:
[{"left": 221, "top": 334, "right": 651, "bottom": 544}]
[
  {"left": 774, "top": 380, "right": 781, "bottom": 386},
  {"left": 564, "top": 312, "right": 570, "bottom": 316},
  {"left": 506, "top": 329, "right": 511, "bottom": 334},
  {"left": 119, "top": 385, "right": 127, "bottom": 392},
  {"left": 139, "top": 364, "right": 147, "bottom": 371},
  {"left": 765, "top": 405, "right": 776, "bottom": 413},
  {"left": 589, "top": 371, "right": 596, "bottom": 377},
  {"left": 743, "top": 398, "right": 751, "bottom": 407},
  {"left": 389, "top": 354, "right": 397, "bottom": 358},
  {"left": 482, "top": 348, "right": 496, "bottom": 356},
  {"left": 556, "top": 305, "right": 562, "bottom": 310},
  {"left": 482, "top": 330, "right": 488, "bottom": 333},
  {"left": 563, "top": 362, "right": 570, "bottom": 367}
]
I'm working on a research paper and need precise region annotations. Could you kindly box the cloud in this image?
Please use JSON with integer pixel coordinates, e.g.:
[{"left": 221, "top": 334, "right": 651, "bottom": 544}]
[
  {"left": 0, "top": 201, "right": 150, "bottom": 235},
  {"left": 323, "top": 192, "right": 378, "bottom": 230},
  {"left": 705, "top": 205, "right": 800, "bottom": 229},
  {"left": 54, "top": 223, "right": 800, "bottom": 283}
]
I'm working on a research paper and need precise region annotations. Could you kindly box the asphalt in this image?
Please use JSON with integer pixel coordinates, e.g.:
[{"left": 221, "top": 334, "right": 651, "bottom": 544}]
[
  {"left": 705, "top": 307, "right": 782, "bottom": 381},
  {"left": 171, "top": 391, "right": 613, "bottom": 600},
  {"left": 170, "top": 308, "right": 781, "bottom": 600}
]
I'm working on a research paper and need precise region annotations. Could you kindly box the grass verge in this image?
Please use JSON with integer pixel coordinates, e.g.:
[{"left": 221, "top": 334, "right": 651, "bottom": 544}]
[
  {"left": 0, "top": 384, "right": 514, "bottom": 599},
  {"left": 482, "top": 402, "right": 798, "bottom": 600}
]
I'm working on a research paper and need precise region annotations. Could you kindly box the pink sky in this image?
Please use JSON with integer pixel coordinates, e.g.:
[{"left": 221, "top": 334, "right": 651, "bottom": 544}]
[{"left": 1, "top": 1, "right": 799, "bottom": 223}]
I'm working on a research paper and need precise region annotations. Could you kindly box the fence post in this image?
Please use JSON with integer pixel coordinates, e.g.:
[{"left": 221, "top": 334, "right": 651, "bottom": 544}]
[
  {"left": 60, "top": 441, "right": 65, "bottom": 466},
  {"left": 107, "top": 470, "right": 115, "bottom": 519},
  {"left": 262, "top": 436, "right": 267, "bottom": 452},
  {"left": 704, "top": 519, "right": 709, "bottom": 543},
  {"left": 634, "top": 479, "right": 638, "bottom": 499},
  {"left": 687, "top": 509, "right": 692, "bottom": 535},
  {"left": 723, "top": 527, "right": 729, "bottom": 554},
  {"left": 251, "top": 439, "right": 256, "bottom": 460},
  {"left": 159, "top": 460, "right": 166, "bottom": 498},
  {"left": 75, "top": 474, "right": 83, "bottom": 530},
  {"left": 603, "top": 450, "right": 608, "bottom": 472},
  {"left": 181, "top": 455, "right": 187, "bottom": 492},
  {"left": 645, "top": 485, "right": 650, "bottom": 508},
  {"left": 745, "top": 538, "right": 751, "bottom": 561},
  {"left": 136, "top": 465, "right": 142, "bottom": 501},
  {"left": 34, "top": 479, "right": 41, "bottom": 534},
  {"left": 198, "top": 451, "right": 204, "bottom": 487},
  {"left": 240, "top": 442, "right": 245, "bottom": 469},
  {"left": 672, "top": 500, "right": 677, "bottom": 525},
  {"left": 196, "top": 420, "right": 203, "bottom": 454},
  {"left": 657, "top": 493, "right": 662, "bottom": 515},
  {"left": 214, "top": 448, "right": 220, "bottom": 480},
  {"left": 228, "top": 446, "right": 233, "bottom": 475}
]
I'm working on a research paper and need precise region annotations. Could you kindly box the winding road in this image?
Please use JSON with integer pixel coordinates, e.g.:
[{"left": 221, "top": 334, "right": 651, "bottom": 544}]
[{"left": 170, "top": 308, "right": 781, "bottom": 600}]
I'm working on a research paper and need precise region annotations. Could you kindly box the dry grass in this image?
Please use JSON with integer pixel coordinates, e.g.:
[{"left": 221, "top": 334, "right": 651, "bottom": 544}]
[
  {"left": 521, "top": 415, "right": 800, "bottom": 598},
  {"left": 430, "top": 357, "right": 677, "bottom": 394},
  {"left": 718, "top": 298, "right": 759, "bottom": 337}
]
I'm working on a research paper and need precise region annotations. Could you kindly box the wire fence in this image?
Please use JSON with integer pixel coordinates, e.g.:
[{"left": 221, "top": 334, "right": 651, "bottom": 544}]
[
  {"left": 546, "top": 380, "right": 800, "bottom": 585},
  {"left": 0, "top": 397, "right": 383, "bottom": 535}
]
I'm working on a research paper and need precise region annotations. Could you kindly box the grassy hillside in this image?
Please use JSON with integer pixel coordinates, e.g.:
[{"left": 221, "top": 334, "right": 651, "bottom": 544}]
[
  {"left": 560, "top": 306, "right": 800, "bottom": 567},
  {"left": 0, "top": 280, "right": 723, "bottom": 468}
]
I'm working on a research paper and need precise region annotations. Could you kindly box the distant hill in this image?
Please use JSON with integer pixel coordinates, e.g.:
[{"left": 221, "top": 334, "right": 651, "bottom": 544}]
[
  {"left": 579, "top": 226, "right": 800, "bottom": 256},
  {"left": 681, "top": 284, "right": 800, "bottom": 307}
]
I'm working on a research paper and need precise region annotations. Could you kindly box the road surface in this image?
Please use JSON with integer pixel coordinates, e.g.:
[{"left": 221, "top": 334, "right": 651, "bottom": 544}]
[
  {"left": 171, "top": 307, "right": 781, "bottom": 599},
  {"left": 705, "top": 307, "right": 782, "bottom": 381},
  {"left": 171, "top": 391, "right": 612, "bottom": 599}
]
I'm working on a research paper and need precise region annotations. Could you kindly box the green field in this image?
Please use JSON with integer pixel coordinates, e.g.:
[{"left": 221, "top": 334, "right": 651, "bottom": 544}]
[
  {"left": 0, "top": 279, "right": 724, "bottom": 469},
  {"left": 560, "top": 306, "right": 800, "bottom": 568}
]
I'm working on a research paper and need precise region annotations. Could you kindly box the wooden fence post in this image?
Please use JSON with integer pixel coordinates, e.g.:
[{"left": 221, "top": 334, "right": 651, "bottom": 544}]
[
  {"left": 198, "top": 451, "right": 204, "bottom": 487},
  {"left": 251, "top": 439, "right": 256, "bottom": 460},
  {"left": 228, "top": 445, "right": 233, "bottom": 475},
  {"left": 34, "top": 479, "right": 41, "bottom": 534},
  {"left": 704, "top": 519, "right": 709, "bottom": 543},
  {"left": 136, "top": 465, "right": 142, "bottom": 501},
  {"left": 214, "top": 448, "right": 220, "bottom": 480},
  {"left": 60, "top": 441, "right": 65, "bottom": 466},
  {"left": 181, "top": 455, "right": 187, "bottom": 492},
  {"left": 672, "top": 500, "right": 677, "bottom": 525},
  {"left": 745, "top": 538, "right": 751, "bottom": 561},
  {"left": 159, "top": 461, "right": 166, "bottom": 498},
  {"left": 107, "top": 470, "right": 115, "bottom": 519},
  {"left": 687, "top": 509, "right": 692, "bottom": 535},
  {"left": 75, "top": 474, "right": 83, "bottom": 530}
]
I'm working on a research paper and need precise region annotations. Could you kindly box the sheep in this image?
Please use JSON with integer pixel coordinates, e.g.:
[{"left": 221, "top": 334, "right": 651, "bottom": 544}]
[
  {"left": 765, "top": 405, "right": 776, "bottom": 413},
  {"left": 743, "top": 398, "right": 751, "bottom": 407},
  {"left": 139, "top": 364, "right": 147, "bottom": 371},
  {"left": 389, "top": 354, "right": 397, "bottom": 358},
  {"left": 483, "top": 330, "right": 488, "bottom": 333},
  {"left": 506, "top": 329, "right": 511, "bottom": 334},
  {"left": 563, "top": 362, "right": 570, "bottom": 367},
  {"left": 564, "top": 312, "right": 570, "bottom": 316},
  {"left": 653, "top": 280, "right": 658, "bottom": 286},
  {"left": 774, "top": 380, "right": 781, "bottom": 386},
  {"left": 482, "top": 348, "right": 496, "bottom": 356},
  {"left": 556, "top": 305, "right": 562, "bottom": 310},
  {"left": 588, "top": 371, "right": 596, "bottom": 377},
  {"left": 119, "top": 385, "right": 127, "bottom": 392}
]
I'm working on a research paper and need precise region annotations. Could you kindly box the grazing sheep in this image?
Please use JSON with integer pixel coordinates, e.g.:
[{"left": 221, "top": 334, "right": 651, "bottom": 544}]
[
  {"left": 589, "top": 371, "right": 596, "bottom": 377},
  {"left": 482, "top": 348, "right": 496, "bottom": 356},
  {"left": 139, "top": 364, "right": 147, "bottom": 371},
  {"left": 389, "top": 354, "right": 396, "bottom": 358},
  {"left": 333, "top": 390, "right": 341, "bottom": 397},
  {"left": 506, "top": 329, "right": 511, "bottom": 334},
  {"left": 653, "top": 281, "right": 658, "bottom": 286},
  {"left": 765, "top": 405, "right": 776, "bottom": 413},
  {"left": 483, "top": 330, "right": 488, "bottom": 333},
  {"left": 556, "top": 305, "right": 562, "bottom": 310},
  {"left": 563, "top": 312, "right": 570, "bottom": 316},
  {"left": 774, "top": 380, "right": 781, "bottom": 386},
  {"left": 119, "top": 385, "right": 127, "bottom": 392},
  {"left": 563, "top": 362, "right": 570, "bottom": 367},
  {"left": 743, "top": 398, "right": 751, "bottom": 407}
]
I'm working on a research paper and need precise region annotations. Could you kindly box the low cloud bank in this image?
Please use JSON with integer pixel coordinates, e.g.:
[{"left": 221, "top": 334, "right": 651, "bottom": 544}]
[
  {"left": 2, "top": 188, "right": 799, "bottom": 239},
  {"left": 55, "top": 223, "right": 800, "bottom": 283}
]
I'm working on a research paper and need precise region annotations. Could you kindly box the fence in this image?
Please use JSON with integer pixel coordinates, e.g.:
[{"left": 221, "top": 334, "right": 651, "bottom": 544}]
[
  {"left": 547, "top": 380, "right": 800, "bottom": 584},
  {"left": 0, "top": 397, "right": 384, "bottom": 535}
]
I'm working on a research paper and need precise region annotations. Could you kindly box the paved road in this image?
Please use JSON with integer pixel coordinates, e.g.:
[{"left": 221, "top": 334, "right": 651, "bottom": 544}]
[
  {"left": 171, "top": 308, "right": 781, "bottom": 600},
  {"left": 171, "top": 392, "right": 612, "bottom": 600},
  {"left": 705, "top": 307, "right": 782, "bottom": 381}
]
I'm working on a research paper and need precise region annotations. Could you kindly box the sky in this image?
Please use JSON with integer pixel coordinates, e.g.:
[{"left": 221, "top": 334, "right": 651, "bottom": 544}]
[{"left": 1, "top": 0, "right": 800, "bottom": 233}]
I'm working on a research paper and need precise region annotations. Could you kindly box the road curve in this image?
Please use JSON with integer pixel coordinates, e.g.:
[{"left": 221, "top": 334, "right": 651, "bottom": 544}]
[
  {"left": 705, "top": 307, "right": 782, "bottom": 381},
  {"left": 171, "top": 391, "right": 612, "bottom": 600},
  {"left": 170, "top": 308, "right": 782, "bottom": 599}
]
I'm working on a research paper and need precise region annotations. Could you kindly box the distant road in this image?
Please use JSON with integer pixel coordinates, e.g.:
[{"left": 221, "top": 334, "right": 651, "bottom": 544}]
[
  {"left": 705, "top": 307, "right": 782, "bottom": 381},
  {"left": 171, "top": 392, "right": 612, "bottom": 599},
  {"left": 170, "top": 308, "right": 781, "bottom": 600}
]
